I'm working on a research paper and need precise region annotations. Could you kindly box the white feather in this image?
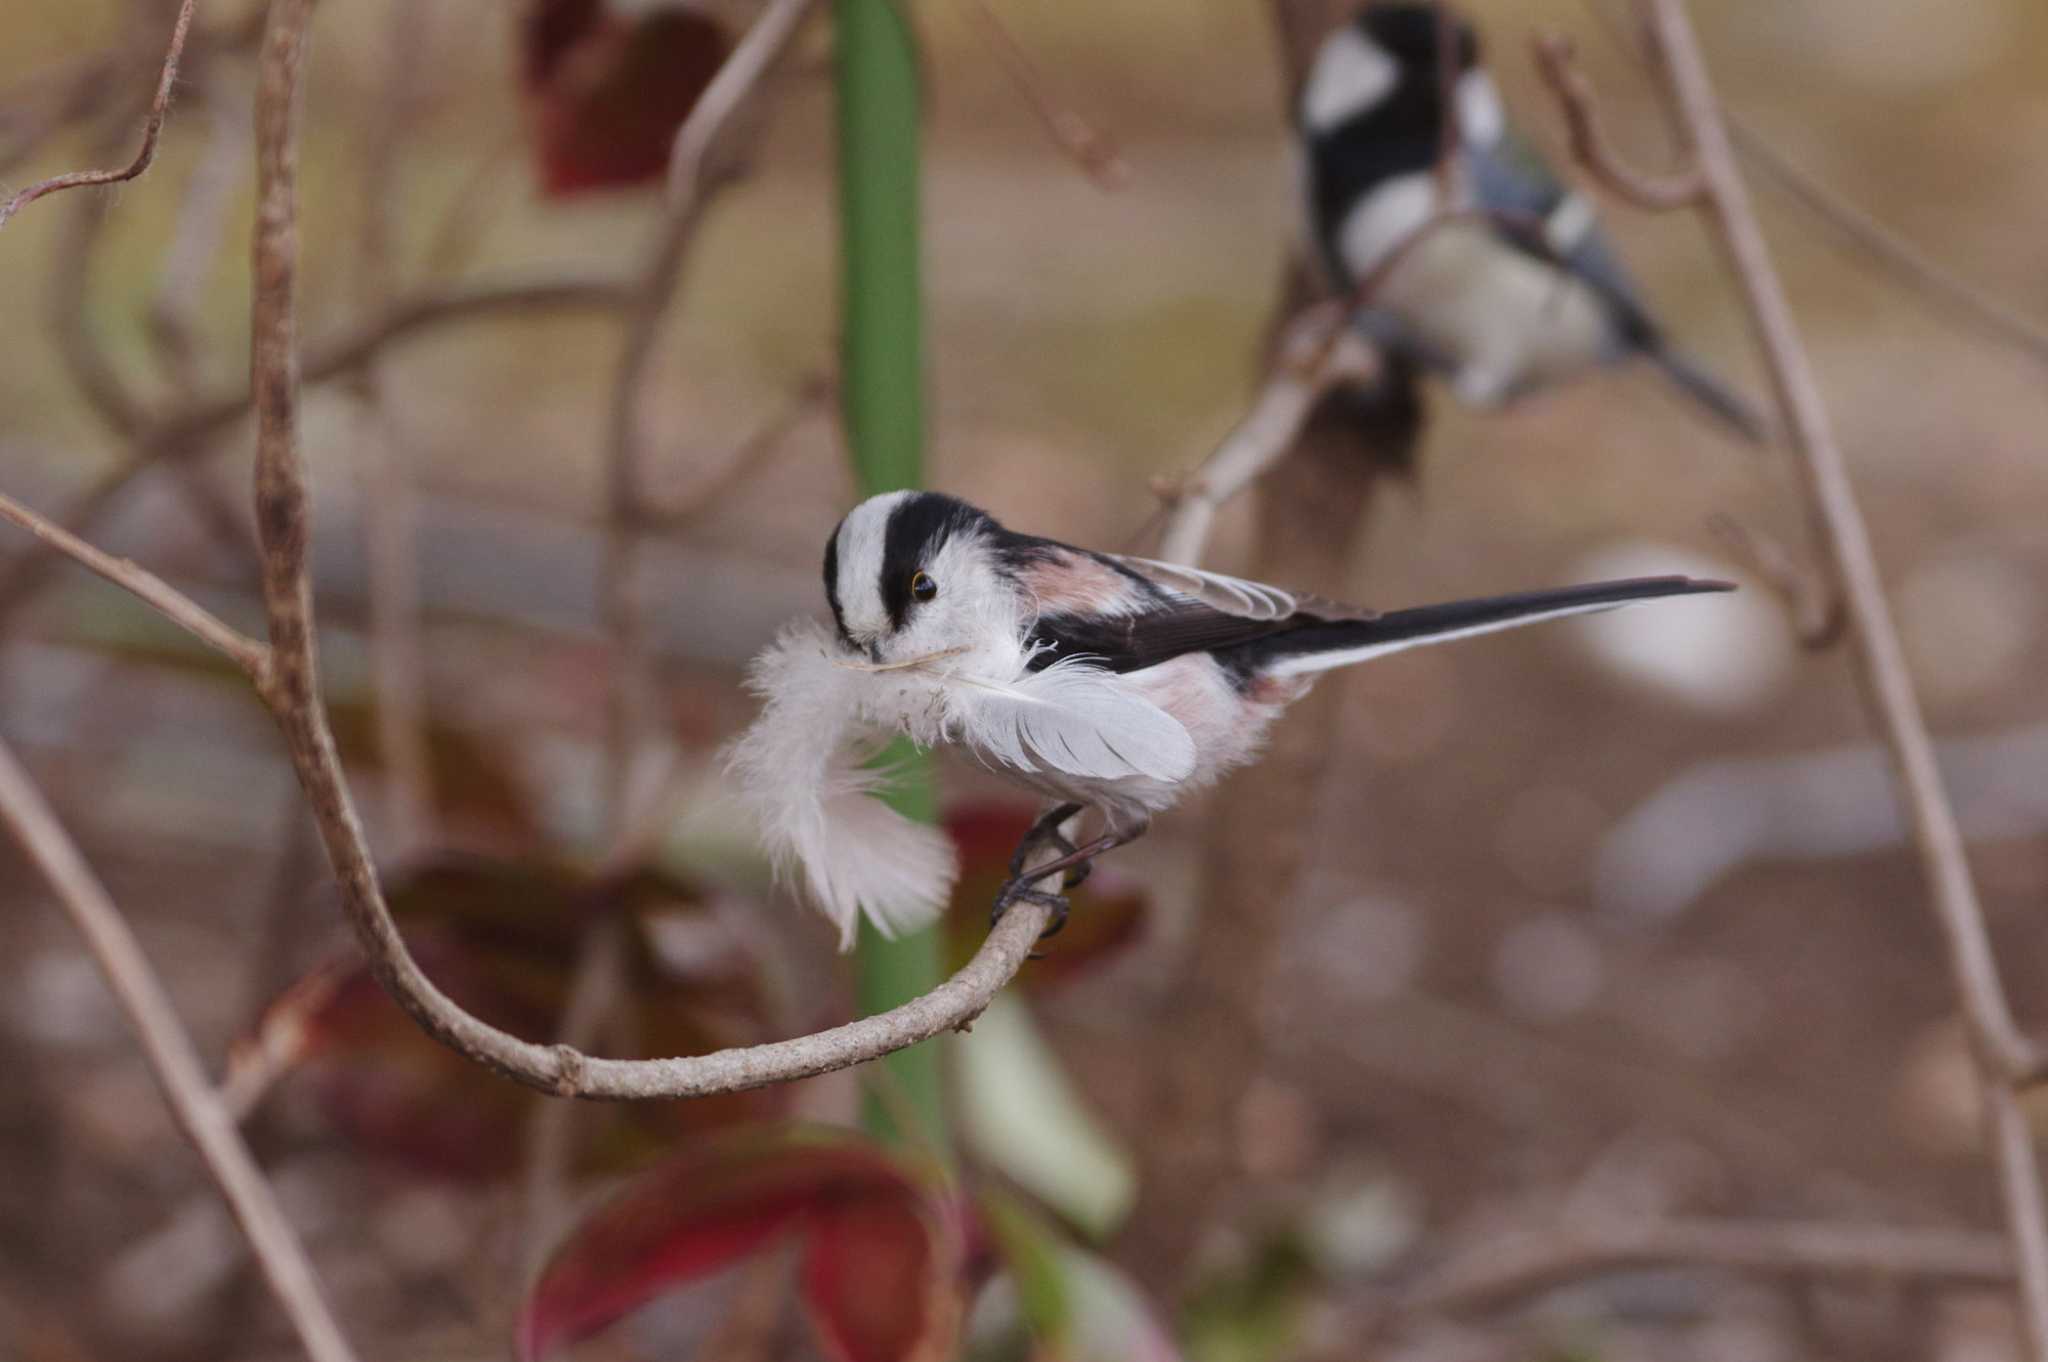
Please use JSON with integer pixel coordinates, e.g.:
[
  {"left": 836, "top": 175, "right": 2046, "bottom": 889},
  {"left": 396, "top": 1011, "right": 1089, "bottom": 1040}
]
[
  {"left": 724, "top": 620, "right": 958, "bottom": 950},
  {"left": 911, "top": 654, "right": 1197, "bottom": 783}
]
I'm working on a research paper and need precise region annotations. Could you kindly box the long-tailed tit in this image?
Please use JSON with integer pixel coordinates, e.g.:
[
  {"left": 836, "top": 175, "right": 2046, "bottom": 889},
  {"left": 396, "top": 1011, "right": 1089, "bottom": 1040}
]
[
  {"left": 728, "top": 491, "right": 1732, "bottom": 947},
  {"left": 1300, "top": 3, "right": 1764, "bottom": 440}
]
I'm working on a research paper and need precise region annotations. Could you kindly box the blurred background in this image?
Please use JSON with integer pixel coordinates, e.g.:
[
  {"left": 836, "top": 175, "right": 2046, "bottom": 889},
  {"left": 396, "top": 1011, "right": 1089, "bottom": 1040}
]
[{"left": 3, "top": 0, "right": 2047, "bottom": 1358}]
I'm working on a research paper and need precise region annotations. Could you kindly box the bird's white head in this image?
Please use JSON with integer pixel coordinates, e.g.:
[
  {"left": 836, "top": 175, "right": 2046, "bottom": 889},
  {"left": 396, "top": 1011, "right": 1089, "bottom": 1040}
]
[{"left": 822, "top": 491, "right": 1025, "bottom": 672}]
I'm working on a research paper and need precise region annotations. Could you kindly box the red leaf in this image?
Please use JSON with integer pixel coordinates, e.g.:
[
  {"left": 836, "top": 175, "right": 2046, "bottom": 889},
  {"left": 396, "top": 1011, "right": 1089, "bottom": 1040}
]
[
  {"left": 944, "top": 804, "right": 1151, "bottom": 987},
  {"left": 519, "top": 1126, "right": 956, "bottom": 1362},
  {"left": 803, "top": 1193, "right": 963, "bottom": 1362},
  {"left": 521, "top": 0, "right": 732, "bottom": 197},
  {"left": 232, "top": 854, "right": 779, "bottom": 1179}
]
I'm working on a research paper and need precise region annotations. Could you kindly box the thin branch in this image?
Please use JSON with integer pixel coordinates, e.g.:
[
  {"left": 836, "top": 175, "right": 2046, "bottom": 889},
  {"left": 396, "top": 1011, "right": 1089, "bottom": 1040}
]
[
  {"left": 241, "top": 0, "right": 1056, "bottom": 1103},
  {"left": 958, "top": 0, "right": 1131, "bottom": 191},
  {"left": 0, "top": 278, "right": 630, "bottom": 636},
  {"left": 155, "top": 275, "right": 636, "bottom": 450},
  {"left": 1705, "top": 510, "right": 1844, "bottom": 648},
  {"left": 0, "top": 735, "right": 359, "bottom": 1362},
  {"left": 1726, "top": 116, "right": 2048, "bottom": 367},
  {"left": 0, "top": 0, "right": 199, "bottom": 230},
  {"left": 0, "top": 487, "right": 271, "bottom": 679},
  {"left": 1155, "top": 302, "right": 1383, "bottom": 564},
  {"left": 1531, "top": 34, "right": 1703, "bottom": 210},
  {"left": 1540, "top": 5, "right": 2048, "bottom": 1354},
  {"left": 1572, "top": 0, "right": 2048, "bottom": 367},
  {"left": 666, "top": 0, "right": 821, "bottom": 204},
  {"left": 1392, "top": 1217, "right": 2013, "bottom": 1320}
]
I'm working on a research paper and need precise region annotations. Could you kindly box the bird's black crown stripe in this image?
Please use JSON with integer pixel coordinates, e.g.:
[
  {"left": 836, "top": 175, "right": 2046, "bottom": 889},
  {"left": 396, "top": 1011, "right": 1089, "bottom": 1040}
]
[{"left": 878, "top": 493, "right": 994, "bottom": 629}]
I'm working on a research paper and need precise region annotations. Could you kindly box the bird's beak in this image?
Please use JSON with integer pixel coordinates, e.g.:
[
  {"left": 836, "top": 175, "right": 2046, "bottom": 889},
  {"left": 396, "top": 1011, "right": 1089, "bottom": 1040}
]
[{"left": 866, "top": 640, "right": 884, "bottom": 665}]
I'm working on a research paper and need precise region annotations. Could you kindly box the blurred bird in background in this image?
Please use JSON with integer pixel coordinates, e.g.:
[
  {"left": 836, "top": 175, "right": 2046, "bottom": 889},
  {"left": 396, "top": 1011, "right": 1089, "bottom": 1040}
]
[{"left": 1298, "top": 2, "right": 1766, "bottom": 440}]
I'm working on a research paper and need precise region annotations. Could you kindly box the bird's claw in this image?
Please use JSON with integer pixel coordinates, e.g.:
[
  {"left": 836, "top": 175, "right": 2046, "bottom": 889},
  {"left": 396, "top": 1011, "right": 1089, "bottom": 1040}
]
[{"left": 990, "top": 878, "right": 1070, "bottom": 950}]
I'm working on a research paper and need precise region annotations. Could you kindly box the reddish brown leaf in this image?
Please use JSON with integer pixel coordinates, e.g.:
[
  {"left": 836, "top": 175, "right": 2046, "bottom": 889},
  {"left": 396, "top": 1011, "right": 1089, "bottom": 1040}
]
[
  {"left": 944, "top": 804, "right": 1150, "bottom": 987},
  {"left": 803, "top": 1192, "right": 963, "bottom": 1362},
  {"left": 235, "top": 854, "right": 778, "bottom": 1179},
  {"left": 521, "top": 0, "right": 732, "bottom": 197},
  {"left": 518, "top": 1125, "right": 956, "bottom": 1362}
]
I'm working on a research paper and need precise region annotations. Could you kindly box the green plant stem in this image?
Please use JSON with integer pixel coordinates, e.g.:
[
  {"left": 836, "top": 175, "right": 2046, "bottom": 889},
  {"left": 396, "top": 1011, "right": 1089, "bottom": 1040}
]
[{"left": 834, "top": 0, "right": 945, "bottom": 1150}]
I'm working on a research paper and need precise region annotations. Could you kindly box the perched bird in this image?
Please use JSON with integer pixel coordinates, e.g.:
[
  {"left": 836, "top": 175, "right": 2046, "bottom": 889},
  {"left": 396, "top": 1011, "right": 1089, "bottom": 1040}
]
[
  {"left": 1298, "top": 3, "right": 1764, "bottom": 439},
  {"left": 728, "top": 491, "right": 1731, "bottom": 946}
]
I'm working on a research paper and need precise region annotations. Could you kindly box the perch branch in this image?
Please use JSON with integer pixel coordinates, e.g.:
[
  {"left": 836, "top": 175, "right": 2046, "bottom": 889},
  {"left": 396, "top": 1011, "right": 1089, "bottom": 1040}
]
[
  {"left": 0, "top": 736, "right": 359, "bottom": 1362},
  {"left": 1393, "top": 1217, "right": 2013, "bottom": 1320},
  {"left": 1538, "top": 4, "right": 2048, "bottom": 1354},
  {"left": 0, "top": 488, "right": 270, "bottom": 679},
  {"left": 236, "top": 0, "right": 1055, "bottom": 1105},
  {"left": 0, "top": 0, "right": 198, "bottom": 230},
  {"left": 1155, "top": 302, "right": 1382, "bottom": 564}
]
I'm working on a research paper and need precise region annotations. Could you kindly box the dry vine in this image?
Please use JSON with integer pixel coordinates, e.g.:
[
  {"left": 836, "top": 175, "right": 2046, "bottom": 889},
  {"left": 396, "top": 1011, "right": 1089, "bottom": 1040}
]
[{"left": 1534, "top": 4, "right": 2048, "bottom": 1354}]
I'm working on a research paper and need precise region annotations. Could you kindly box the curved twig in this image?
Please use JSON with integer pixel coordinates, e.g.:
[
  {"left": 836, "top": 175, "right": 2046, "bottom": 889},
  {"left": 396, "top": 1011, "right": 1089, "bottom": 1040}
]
[
  {"left": 1536, "top": 5, "right": 2048, "bottom": 1355},
  {"left": 234, "top": 0, "right": 1055, "bottom": 1106},
  {"left": 0, "top": 0, "right": 198, "bottom": 230},
  {"left": 1532, "top": 34, "right": 1703, "bottom": 210}
]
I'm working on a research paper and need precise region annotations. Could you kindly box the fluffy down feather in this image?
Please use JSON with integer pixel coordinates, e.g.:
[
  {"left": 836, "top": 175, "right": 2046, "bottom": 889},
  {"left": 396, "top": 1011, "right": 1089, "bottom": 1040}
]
[{"left": 724, "top": 621, "right": 958, "bottom": 950}]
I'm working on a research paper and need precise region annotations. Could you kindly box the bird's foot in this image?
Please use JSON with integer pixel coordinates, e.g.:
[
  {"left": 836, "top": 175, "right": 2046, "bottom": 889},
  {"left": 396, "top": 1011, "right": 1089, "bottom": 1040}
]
[{"left": 990, "top": 878, "right": 1070, "bottom": 946}]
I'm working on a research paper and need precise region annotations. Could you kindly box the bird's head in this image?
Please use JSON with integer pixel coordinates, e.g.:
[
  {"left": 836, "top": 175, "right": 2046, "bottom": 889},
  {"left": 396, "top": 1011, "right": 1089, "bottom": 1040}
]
[
  {"left": 1357, "top": 3, "right": 1480, "bottom": 77},
  {"left": 822, "top": 491, "right": 1017, "bottom": 669}
]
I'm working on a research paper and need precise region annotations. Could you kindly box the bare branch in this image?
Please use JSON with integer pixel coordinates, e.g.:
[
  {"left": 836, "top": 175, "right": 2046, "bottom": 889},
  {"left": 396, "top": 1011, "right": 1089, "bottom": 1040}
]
[
  {"left": 958, "top": 0, "right": 1131, "bottom": 191},
  {"left": 666, "top": 0, "right": 822, "bottom": 204},
  {"left": 0, "top": 487, "right": 271, "bottom": 679},
  {"left": 1531, "top": 33, "right": 1703, "bottom": 211},
  {"left": 1156, "top": 302, "right": 1383, "bottom": 565},
  {"left": 1705, "top": 510, "right": 1843, "bottom": 648},
  {"left": 1533, "top": 4, "right": 2048, "bottom": 1353},
  {"left": 0, "top": 735, "right": 359, "bottom": 1362},
  {"left": 1726, "top": 117, "right": 2048, "bottom": 367},
  {"left": 157, "top": 275, "right": 635, "bottom": 450},
  {"left": 0, "top": 0, "right": 199, "bottom": 230},
  {"left": 1393, "top": 1217, "right": 2013, "bottom": 1320},
  {"left": 236, "top": 0, "right": 1055, "bottom": 1104}
]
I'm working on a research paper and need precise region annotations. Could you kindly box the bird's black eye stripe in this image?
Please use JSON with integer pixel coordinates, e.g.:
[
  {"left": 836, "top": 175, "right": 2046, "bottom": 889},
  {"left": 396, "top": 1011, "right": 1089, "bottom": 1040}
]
[
  {"left": 910, "top": 570, "right": 937, "bottom": 602},
  {"left": 879, "top": 492, "right": 989, "bottom": 629}
]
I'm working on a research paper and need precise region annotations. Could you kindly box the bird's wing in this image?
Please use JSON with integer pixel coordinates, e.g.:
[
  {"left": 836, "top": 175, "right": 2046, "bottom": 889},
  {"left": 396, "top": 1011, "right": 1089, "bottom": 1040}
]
[
  {"left": 1015, "top": 550, "right": 1377, "bottom": 676},
  {"left": 1465, "top": 126, "right": 1659, "bottom": 343}
]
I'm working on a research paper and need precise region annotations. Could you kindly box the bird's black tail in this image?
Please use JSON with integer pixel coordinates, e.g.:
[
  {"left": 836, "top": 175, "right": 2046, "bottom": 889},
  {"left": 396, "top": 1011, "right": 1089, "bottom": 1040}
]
[
  {"left": 1240, "top": 576, "right": 1733, "bottom": 679},
  {"left": 1651, "top": 345, "right": 1771, "bottom": 446}
]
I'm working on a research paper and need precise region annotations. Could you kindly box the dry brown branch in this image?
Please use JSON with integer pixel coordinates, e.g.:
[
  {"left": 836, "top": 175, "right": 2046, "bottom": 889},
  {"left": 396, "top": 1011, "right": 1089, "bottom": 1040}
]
[
  {"left": 0, "top": 487, "right": 270, "bottom": 678},
  {"left": 1571, "top": 0, "right": 2048, "bottom": 366},
  {"left": 1390, "top": 1217, "right": 2013, "bottom": 1321},
  {"left": 1532, "top": 34, "right": 1702, "bottom": 210},
  {"left": 231, "top": 0, "right": 1056, "bottom": 1104},
  {"left": 1725, "top": 117, "right": 2048, "bottom": 367},
  {"left": 0, "top": 0, "right": 199, "bottom": 230},
  {"left": 0, "top": 734, "right": 359, "bottom": 1362},
  {"left": 1537, "top": 5, "right": 2048, "bottom": 1353},
  {"left": 1156, "top": 302, "right": 1382, "bottom": 564},
  {"left": 1705, "top": 510, "right": 1844, "bottom": 647},
  {"left": 158, "top": 275, "right": 636, "bottom": 449},
  {"left": 958, "top": 0, "right": 1131, "bottom": 190}
]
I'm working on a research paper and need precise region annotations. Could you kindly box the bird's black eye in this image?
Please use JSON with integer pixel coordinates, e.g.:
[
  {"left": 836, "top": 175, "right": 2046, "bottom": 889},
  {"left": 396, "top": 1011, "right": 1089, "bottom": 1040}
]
[{"left": 910, "top": 570, "right": 938, "bottom": 603}]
